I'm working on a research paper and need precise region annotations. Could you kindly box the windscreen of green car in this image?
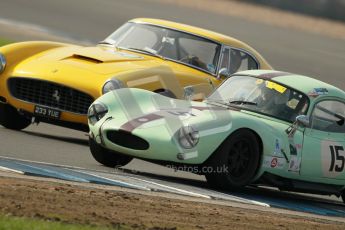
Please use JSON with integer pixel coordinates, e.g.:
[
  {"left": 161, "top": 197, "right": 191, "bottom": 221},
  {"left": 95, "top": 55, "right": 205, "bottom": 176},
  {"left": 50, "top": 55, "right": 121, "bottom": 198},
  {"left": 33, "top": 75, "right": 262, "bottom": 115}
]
[
  {"left": 207, "top": 75, "right": 309, "bottom": 122},
  {"left": 104, "top": 22, "right": 221, "bottom": 74}
]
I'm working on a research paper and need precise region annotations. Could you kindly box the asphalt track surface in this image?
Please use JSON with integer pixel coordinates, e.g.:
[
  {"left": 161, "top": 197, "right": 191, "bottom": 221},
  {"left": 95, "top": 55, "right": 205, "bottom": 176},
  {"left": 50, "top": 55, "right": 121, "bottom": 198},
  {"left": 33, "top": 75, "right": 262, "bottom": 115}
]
[
  {"left": 2, "top": 0, "right": 345, "bottom": 89},
  {"left": 1, "top": 0, "right": 345, "bottom": 216}
]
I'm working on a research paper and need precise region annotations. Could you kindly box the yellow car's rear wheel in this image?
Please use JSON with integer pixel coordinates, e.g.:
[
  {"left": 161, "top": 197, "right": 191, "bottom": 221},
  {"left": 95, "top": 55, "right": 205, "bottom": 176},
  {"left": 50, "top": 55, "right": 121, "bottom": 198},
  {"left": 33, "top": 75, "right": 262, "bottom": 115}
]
[
  {"left": 0, "top": 104, "right": 31, "bottom": 130},
  {"left": 89, "top": 137, "right": 133, "bottom": 168}
]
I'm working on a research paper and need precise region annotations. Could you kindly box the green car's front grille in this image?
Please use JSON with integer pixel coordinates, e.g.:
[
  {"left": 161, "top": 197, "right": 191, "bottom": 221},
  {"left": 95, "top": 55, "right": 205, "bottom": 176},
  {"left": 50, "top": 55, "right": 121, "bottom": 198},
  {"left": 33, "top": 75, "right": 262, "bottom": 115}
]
[{"left": 106, "top": 130, "right": 149, "bottom": 150}]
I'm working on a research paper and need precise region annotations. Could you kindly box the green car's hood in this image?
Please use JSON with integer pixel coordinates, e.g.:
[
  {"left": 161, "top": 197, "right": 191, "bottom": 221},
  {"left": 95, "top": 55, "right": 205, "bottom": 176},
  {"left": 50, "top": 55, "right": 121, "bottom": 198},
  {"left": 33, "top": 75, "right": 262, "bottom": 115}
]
[
  {"left": 97, "top": 88, "right": 289, "bottom": 133},
  {"left": 97, "top": 88, "right": 234, "bottom": 135}
]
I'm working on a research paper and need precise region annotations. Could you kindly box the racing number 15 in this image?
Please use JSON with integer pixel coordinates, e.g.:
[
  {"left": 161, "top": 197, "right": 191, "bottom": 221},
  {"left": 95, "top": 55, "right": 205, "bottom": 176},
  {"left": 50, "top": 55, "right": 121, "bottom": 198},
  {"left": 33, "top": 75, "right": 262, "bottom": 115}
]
[{"left": 329, "top": 145, "right": 345, "bottom": 172}]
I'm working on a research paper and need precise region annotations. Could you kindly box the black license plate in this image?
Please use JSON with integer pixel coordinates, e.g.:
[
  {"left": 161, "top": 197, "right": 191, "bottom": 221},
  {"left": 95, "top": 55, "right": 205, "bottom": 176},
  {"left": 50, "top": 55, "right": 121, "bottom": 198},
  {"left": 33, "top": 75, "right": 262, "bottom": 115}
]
[{"left": 34, "top": 105, "right": 61, "bottom": 119}]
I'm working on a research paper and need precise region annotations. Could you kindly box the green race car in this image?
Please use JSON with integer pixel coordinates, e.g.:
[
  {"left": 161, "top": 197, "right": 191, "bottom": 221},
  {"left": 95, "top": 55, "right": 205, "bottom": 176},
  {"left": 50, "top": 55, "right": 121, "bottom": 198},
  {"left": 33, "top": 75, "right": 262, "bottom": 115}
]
[{"left": 88, "top": 70, "right": 345, "bottom": 202}]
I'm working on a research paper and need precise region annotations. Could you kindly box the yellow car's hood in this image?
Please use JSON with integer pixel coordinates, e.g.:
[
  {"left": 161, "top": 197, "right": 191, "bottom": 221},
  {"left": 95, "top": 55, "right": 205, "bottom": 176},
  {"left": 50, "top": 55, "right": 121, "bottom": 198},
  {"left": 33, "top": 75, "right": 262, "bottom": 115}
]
[
  {"left": 9, "top": 45, "right": 187, "bottom": 98},
  {"left": 15, "top": 46, "right": 161, "bottom": 76}
]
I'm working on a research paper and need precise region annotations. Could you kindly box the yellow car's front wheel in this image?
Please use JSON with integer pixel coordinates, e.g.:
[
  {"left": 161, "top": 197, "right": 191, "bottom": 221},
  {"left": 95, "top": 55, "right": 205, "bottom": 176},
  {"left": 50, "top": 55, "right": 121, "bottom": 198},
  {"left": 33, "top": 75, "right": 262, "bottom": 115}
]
[{"left": 0, "top": 104, "right": 31, "bottom": 130}]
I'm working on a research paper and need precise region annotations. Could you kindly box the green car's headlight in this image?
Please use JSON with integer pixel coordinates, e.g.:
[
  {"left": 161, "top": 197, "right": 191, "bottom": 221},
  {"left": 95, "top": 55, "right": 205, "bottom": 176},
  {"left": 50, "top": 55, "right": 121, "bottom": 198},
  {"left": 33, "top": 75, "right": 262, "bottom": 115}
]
[
  {"left": 178, "top": 125, "right": 199, "bottom": 149},
  {"left": 102, "top": 78, "right": 125, "bottom": 94},
  {"left": 0, "top": 53, "right": 6, "bottom": 74},
  {"left": 88, "top": 102, "right": 108, "bottom": 125}
]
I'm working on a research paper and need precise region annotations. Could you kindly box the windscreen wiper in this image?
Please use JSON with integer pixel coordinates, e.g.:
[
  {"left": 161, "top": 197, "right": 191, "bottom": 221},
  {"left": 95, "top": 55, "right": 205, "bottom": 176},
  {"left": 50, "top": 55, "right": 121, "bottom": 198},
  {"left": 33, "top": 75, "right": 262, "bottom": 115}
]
[
  {"left": 205, "top": 100, "right": 230, "bottom": 108},
  {"left": 229, "top": 100, "right": 257, "bottom": 106},
  {"left": 126, "top": 47, "right": 164, "bottom": 60},
  {"left": 97, "top": 40, "right": 115, "bottom": 46}
]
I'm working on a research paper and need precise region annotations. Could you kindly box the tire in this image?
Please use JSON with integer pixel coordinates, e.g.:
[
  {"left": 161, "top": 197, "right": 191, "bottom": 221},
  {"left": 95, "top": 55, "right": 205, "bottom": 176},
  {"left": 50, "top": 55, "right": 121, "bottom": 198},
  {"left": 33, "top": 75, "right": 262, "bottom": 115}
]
[
  {"left": 205, "top": 129, "right": 261, "bottom": 190},
  {"left": 89, "top": 137, "right": 133, "bottom": 168},
  {"left": 342, "top": 191, "right": 345, "bottom": 204},
  {"left": 0, "top": 104, "right": 31, "bottom": 130}
]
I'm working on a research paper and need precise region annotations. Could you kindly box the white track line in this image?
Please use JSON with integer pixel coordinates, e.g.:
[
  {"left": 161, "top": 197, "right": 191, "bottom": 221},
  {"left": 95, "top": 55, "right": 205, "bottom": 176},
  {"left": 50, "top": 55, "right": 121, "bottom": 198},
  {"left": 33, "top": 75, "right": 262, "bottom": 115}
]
[
  {"left": 79, "top": 171, "right": 150, "bottom": 191},
  {"left": 0, "top": 156, "right": 92, "bottom": 171},
  {"left": 0, "top": 157, "right": 148, "bottom": 191},
  {"left": 128, "top": 176, "right": 211, "bottom": 199},
  {"left": 0, "top": 156, "right": 136, "bottom": 178},
  {"left": 210, "top": 193, "right": 270, "bottom": 207},
  {"left": 0, "top": 166, "right": 24, "bottom": 174}
]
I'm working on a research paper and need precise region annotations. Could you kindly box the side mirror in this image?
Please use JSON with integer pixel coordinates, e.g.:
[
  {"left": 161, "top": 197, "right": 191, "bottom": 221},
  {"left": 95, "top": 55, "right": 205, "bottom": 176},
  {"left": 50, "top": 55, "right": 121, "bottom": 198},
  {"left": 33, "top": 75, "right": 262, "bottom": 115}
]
[
  {"left": 217, "top": 68, "right": 230, "bottom": 80},
  {"left": 296, "top": 115, "right": 310, "bottom": 127}
]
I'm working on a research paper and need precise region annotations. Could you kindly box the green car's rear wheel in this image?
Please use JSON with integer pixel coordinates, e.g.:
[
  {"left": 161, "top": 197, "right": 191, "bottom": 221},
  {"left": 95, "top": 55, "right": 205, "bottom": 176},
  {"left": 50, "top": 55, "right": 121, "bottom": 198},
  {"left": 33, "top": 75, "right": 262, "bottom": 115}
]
[
  {"left": 0, "top": 104, "right": 31, "bottom": 130},
  {"left": 205, "top": 129, "right": 260, "bottom": 190},
  {"left": 89, "top": 137, "right": 133, "bottom": 168}
]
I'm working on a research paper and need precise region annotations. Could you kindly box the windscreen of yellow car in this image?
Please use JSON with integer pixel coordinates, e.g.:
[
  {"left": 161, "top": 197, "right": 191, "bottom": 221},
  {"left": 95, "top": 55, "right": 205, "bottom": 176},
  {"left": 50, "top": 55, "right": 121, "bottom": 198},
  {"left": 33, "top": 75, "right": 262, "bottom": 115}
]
[{"left": 104, "top": 22, "right": 221, "bottom": 74}]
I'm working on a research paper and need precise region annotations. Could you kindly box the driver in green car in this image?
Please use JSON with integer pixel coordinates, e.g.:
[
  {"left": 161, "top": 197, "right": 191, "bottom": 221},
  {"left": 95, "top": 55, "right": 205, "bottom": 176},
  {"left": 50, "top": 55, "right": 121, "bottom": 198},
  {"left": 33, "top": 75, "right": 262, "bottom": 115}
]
[{"left": 254, "top": 81, "right": 299, "bottom": 121}]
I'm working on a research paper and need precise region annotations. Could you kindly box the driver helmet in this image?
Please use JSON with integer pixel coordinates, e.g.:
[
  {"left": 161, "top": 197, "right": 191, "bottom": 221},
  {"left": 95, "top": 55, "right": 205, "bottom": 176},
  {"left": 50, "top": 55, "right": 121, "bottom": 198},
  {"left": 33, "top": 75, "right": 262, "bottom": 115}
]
[{"left": 273, "top": 90, "right": 290, "bottom": 105}]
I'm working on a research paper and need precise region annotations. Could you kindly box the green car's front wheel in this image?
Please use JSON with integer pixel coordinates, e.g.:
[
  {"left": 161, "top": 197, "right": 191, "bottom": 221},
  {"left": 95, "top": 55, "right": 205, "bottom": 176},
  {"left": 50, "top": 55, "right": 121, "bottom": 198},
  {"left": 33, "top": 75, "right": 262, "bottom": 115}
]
[
  {"left": 89, "top": 138, "right": 133, "bottom": 168},
  {"left": 205, "top": 129, "right": 261, "bottom": 190}
]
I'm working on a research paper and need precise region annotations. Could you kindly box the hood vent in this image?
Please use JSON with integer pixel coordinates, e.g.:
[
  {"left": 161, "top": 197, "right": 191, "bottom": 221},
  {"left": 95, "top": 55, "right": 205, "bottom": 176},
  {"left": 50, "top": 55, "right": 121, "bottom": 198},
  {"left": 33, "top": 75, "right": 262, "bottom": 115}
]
[{"left": 70, "top": 54, "right": 103, "bottom": 64}]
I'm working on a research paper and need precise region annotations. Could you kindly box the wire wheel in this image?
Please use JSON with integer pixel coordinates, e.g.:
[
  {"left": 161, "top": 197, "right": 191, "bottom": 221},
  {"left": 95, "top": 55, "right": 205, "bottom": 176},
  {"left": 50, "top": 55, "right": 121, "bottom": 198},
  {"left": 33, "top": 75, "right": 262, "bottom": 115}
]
[
  {"left": 205, "top": 129, "right": 261, "bottom": 190},
  {"left": 228, "top": 139, "right": 251, "bottom": 179}
]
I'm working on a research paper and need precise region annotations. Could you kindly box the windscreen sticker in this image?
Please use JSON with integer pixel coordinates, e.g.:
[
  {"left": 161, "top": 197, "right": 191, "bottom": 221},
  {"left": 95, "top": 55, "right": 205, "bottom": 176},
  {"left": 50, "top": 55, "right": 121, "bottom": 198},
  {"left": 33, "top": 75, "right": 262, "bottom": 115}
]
[
  {"left": 308, "top": 88, "right": 328, "bottom": 97},
  {"left": 265, "top": 81, "right": 287, "bottom": 93},
  {"left": 207, "top": 63, "right": 215, "bottom": 73}
]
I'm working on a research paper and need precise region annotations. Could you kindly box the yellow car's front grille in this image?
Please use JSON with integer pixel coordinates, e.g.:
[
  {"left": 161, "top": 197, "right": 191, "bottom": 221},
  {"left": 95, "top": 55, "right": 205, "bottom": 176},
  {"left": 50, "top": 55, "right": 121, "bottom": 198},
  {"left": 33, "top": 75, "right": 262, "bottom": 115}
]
[{"left": 8, "top": 77, "right": 94, "bottom": 115}]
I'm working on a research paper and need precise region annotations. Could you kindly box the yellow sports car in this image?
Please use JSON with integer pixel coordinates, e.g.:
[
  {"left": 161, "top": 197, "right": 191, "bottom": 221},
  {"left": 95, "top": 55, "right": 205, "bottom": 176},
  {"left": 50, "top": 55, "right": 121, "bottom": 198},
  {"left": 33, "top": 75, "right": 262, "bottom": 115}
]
[{"left": 0, "top": 18, "right": 272, "bottom": 131}]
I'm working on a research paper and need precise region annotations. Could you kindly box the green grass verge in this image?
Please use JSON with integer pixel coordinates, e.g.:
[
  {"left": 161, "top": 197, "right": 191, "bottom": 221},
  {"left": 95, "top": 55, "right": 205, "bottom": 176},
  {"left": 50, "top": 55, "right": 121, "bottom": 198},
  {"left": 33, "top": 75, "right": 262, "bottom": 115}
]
[
  {"left": 0, "top": 215, "right": 131, "bottom": 230},
  {"left": 0, "top": 39, "right": 12, "bottom": 47}
]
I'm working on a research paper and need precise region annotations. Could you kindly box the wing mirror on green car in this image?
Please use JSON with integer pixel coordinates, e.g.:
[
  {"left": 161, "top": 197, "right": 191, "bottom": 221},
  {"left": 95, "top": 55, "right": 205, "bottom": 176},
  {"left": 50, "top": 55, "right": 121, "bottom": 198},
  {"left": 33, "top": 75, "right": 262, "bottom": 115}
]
[
  {"left": 286, "top": 115, "right": 310, "bottom": 137},
  {"left": 296, "top": 115, "right": 310, "bottom": 127}
]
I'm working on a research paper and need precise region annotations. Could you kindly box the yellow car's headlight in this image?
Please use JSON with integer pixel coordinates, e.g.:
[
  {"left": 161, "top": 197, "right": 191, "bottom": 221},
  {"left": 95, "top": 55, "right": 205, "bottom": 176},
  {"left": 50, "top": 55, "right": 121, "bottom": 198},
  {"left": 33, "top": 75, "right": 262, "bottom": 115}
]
[
  {"left": 102, "top": 78, "right": 125, "bottom": 94},
  {"left": 0, "top": 53, "right": 6, "bottom": 74}
]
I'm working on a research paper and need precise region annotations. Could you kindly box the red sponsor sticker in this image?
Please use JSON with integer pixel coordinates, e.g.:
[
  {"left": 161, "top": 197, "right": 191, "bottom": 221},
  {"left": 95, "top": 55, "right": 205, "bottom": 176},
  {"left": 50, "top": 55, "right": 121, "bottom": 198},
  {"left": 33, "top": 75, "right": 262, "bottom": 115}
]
[{"left": 271, "top": 158, "right": 278, "bottom": 168}]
